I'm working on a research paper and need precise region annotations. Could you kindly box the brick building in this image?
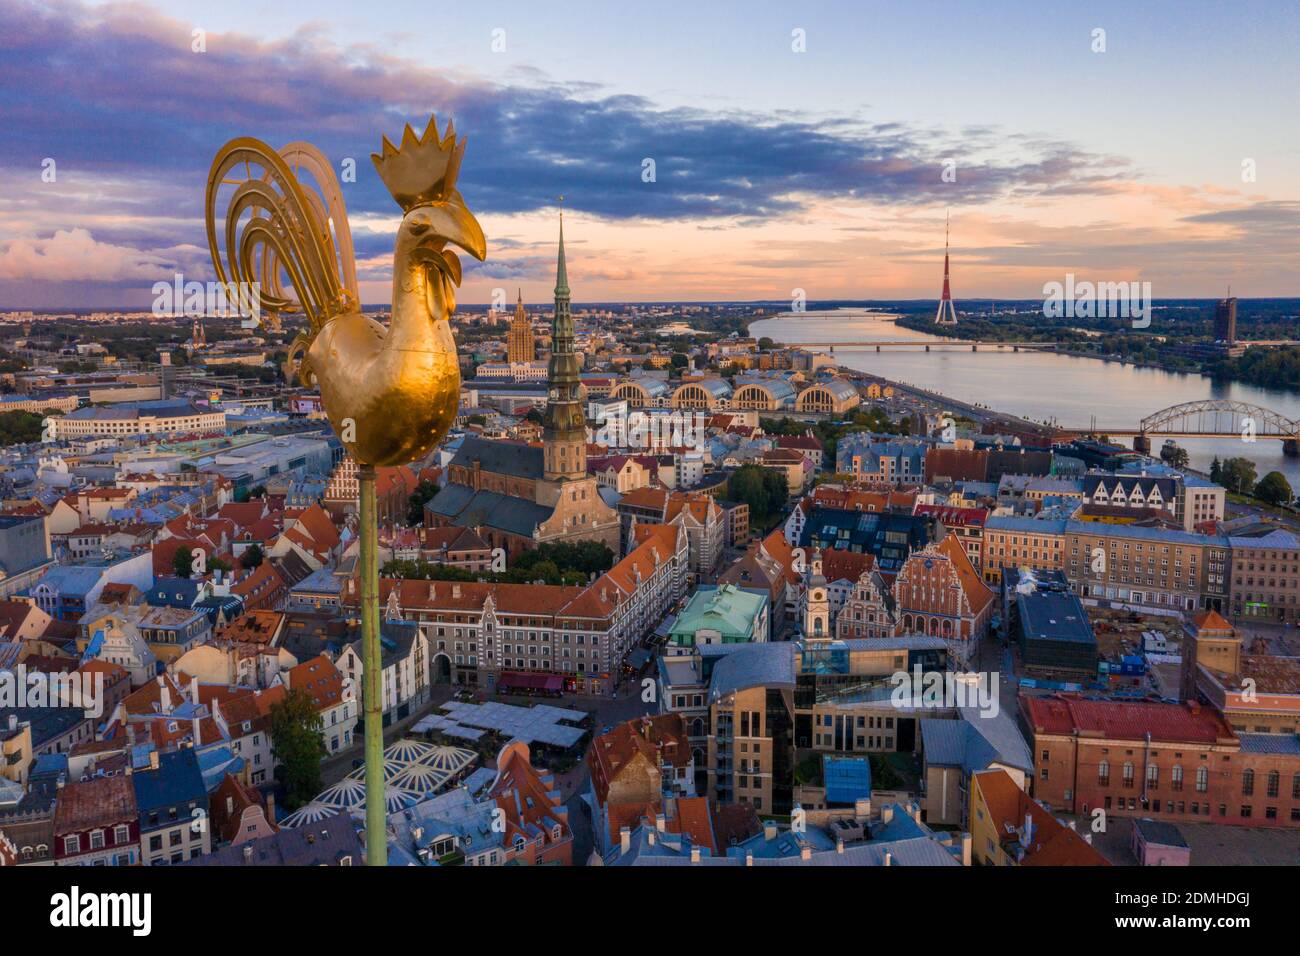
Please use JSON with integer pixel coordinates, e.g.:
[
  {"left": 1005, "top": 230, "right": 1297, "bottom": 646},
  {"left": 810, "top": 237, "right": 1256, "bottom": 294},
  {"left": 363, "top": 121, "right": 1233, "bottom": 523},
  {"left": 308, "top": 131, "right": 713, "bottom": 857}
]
[{"left": 1022, "top": 695, "right": 1300, "bottom": 828}]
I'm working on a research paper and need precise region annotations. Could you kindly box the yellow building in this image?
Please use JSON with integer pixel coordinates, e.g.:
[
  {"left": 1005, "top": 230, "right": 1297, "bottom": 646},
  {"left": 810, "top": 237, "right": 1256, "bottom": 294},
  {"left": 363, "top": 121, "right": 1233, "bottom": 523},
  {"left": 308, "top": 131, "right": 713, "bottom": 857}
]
[{"left": 507, "top": 289, "right": 535, "bottom": 364}]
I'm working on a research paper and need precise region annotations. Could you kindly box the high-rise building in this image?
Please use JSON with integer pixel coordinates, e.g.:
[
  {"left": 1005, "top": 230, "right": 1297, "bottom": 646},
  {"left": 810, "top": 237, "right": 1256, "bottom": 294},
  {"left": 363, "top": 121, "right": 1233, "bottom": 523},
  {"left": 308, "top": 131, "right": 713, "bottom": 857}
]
[
  {"left": 1214, "top": 296, "right": 1237, "bottom": 344},
  {"left": 543, "top": 213, "right": 587, "bottom": 481},
  {"left": 507, "top": 289, "right": 534, "bottom": 364}
]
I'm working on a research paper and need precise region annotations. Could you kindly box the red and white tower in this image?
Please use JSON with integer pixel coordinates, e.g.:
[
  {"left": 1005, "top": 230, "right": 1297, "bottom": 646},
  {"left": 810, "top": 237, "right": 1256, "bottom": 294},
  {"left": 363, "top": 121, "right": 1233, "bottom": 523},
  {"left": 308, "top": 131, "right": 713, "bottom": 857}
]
[{"left": 934, "top": 213, "right": 958, "bottom": 326}]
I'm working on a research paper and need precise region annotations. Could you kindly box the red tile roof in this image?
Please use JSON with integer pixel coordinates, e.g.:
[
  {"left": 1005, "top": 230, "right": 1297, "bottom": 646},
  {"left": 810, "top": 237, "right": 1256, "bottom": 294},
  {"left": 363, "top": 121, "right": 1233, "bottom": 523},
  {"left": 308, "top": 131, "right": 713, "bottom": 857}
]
[
  {"left": 973, "top": 768, "right": 1108, "bottom": 866},
  {"left": 54, "top": 775, "right": 136, "bottom": 835},
  {"left": 1023, "top": 695, "right": 1236, "bottom": 744}
]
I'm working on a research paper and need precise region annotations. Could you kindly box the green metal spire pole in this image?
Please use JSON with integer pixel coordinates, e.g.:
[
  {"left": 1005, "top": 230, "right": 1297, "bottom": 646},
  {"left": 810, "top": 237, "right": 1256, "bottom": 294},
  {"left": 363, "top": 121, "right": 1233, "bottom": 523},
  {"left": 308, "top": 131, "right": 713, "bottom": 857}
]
[{"left": 359, "top": 466, "right": 387, "bottom": 866}]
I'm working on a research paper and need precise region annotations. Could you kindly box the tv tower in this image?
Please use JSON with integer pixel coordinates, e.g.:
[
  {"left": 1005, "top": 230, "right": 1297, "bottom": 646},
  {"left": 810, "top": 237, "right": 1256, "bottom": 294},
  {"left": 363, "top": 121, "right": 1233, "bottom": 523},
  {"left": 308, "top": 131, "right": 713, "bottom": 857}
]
[{"left": 934, "top": 212, "right": 958, "bottom": 326}]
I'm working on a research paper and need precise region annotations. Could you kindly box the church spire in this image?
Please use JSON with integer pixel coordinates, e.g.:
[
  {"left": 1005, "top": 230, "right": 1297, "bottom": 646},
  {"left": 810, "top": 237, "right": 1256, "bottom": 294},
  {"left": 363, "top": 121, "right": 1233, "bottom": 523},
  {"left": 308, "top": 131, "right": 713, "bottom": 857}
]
[
  {"left": 554, "top": 204, "right": 570, "bottom": 297},
  {"left": 543, "top": 205, "right": 584, "bottom": 481}
]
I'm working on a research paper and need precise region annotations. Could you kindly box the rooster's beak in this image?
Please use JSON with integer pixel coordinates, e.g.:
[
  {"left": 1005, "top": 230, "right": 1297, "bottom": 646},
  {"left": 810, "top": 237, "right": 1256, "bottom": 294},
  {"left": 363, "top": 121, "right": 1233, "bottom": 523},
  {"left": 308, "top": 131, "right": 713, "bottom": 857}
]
[{"left": 424, "top": 190, "right": 486, "bottom": 268}]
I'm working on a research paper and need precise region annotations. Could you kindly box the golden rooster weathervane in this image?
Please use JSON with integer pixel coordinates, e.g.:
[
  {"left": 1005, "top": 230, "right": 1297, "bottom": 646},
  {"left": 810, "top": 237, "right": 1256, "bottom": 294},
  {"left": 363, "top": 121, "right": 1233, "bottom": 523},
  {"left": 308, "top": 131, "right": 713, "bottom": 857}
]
[{"left": 205, "top": 115, "right": 486, "bottom": 865}]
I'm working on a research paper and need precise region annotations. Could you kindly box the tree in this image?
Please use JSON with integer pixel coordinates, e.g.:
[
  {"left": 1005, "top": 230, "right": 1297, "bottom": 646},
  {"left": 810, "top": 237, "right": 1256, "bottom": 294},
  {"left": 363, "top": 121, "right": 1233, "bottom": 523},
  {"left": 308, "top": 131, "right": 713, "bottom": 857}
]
[
  {"left": 172, "top": 546, "right": 195, "bottom": 579},
  {"left": 1218, "top": 457, "right": 1258, "bottom": 495},
  {"left": 670, "top": 352, "right": 688, "bottom": 368},
  {"left": 1255, "top": 471, "right": 1293, "bottom": 506},
  {"left": 1161, "top": 443, "right": 1190, "bottom": 469},
  {"left": 406, "top": 479, "right": 439, "bottom": 526},
  {"left": 1209, "top": 456, "right": 1222, "bottom": 484},
  {"left": 0, "top": 410, "right": 45, "bottom": 445},
  {"left": 270, "top": 687, "right": 327, "bottom": 811},
  {"left": 727, "top": 464, "right": 787, "bottom": 520},
  {"left": 241, "top": 543, "right": 265, "bottom": 568},
  {"left": 758, "top": 337, "right": 775, "bottom": 351}
]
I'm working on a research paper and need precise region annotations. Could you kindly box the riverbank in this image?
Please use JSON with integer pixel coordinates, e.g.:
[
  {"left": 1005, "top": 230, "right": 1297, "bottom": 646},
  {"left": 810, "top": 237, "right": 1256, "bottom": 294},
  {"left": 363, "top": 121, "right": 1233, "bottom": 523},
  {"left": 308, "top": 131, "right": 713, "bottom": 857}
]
[{"left": 750, "top": 309, "right": 1300, "bottom": 486}]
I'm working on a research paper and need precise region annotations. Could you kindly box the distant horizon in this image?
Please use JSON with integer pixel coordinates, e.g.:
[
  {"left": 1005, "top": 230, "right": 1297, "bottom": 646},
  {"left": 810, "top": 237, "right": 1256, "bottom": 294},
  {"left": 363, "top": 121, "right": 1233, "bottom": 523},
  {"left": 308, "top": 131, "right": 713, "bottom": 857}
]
[{"left": 5, "top": 295, "right": 1296, "bottom": 315}]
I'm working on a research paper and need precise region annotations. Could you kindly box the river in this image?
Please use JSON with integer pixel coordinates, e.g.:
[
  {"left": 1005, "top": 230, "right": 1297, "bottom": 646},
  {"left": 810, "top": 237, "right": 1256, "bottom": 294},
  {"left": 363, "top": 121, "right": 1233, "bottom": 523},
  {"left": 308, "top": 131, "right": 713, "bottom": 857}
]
[{"left": 749, "top": 308, "right": 1300, "bottom": 486}]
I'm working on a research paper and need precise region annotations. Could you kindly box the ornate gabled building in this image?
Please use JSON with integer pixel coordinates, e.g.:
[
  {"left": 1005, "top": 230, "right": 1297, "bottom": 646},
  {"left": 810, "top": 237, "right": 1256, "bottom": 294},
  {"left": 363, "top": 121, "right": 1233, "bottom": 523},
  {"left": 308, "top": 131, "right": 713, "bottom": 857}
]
[
  {"left": 893, "top": 535, "right": 994, "bottom": 667},
  {"left": 835, "top": 568, "right": 896, "bottom": 640},
  {"left": 425, "top": 215, "right": 619, "bottom": 555},
  {"left": 506, "top": 289, "right": 535, "bottom": 364}
]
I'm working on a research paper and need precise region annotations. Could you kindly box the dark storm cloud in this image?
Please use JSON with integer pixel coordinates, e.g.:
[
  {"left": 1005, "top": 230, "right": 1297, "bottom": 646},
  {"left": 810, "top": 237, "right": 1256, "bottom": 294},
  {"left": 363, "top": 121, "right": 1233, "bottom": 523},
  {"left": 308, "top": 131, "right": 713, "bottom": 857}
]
[{"left": 0, "top": 0, "right": 1131, "bottom": 229}]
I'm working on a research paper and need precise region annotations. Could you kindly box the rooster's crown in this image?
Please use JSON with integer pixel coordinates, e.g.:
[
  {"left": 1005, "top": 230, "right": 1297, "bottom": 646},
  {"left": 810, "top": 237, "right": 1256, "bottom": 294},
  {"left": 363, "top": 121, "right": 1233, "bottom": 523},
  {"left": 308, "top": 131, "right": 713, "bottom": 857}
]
[{"left": 371, "top": 114, "right": 466, "bottom": 212}]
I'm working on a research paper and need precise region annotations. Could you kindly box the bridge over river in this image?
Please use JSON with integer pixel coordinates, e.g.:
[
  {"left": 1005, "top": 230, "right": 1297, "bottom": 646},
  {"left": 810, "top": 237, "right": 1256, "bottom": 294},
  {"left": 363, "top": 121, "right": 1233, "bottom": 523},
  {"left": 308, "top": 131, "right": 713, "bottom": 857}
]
[{"left": 1068, "top": 400, "right": 1300, "bottom": 457}]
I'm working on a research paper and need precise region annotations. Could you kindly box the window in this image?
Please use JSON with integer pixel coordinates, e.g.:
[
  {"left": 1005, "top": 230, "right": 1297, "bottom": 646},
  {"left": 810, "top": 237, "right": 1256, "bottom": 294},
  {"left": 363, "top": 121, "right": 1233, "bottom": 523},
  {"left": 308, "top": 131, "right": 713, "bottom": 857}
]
[
  {"left": 1171, "top": 764, "right": 1184, "bottom": 792},
  {"left": 1267, "top": 771, "right": 1280, "bottom": 798},
  {"left": 1195, "top": 766, "right": 1208, "bottom": 793},
  {"left": 1242, "top": 769, "right": 1255, "bottom": 796},
  {"left": 1097, "top": 761, "right": 1110, "bottom": 786},
  {"left": 1122, "top": 762, "right": 1135, "bottom": 789}
]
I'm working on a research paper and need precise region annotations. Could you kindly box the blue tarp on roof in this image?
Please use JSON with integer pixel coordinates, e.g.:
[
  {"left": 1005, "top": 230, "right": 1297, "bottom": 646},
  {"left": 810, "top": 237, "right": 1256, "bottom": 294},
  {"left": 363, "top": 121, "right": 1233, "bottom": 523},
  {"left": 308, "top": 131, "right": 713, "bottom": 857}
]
[{"left": 823, "top": 755, "right": 871, "bottom": 806}]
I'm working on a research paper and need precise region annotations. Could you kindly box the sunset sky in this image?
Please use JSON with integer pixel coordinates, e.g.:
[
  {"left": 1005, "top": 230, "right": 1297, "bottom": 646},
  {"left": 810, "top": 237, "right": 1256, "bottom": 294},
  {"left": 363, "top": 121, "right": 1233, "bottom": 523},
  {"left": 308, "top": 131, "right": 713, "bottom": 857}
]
[{"left": 1, "top": 0, "right": 1298, "bottom": 308}]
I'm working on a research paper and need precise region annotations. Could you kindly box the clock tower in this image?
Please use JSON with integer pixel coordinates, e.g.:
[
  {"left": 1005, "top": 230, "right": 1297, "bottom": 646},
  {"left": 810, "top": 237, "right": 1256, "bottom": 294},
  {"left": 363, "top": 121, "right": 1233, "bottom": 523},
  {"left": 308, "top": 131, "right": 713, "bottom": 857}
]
[{"left": 543, "top": 211, "right": 587, "bottom": 481}]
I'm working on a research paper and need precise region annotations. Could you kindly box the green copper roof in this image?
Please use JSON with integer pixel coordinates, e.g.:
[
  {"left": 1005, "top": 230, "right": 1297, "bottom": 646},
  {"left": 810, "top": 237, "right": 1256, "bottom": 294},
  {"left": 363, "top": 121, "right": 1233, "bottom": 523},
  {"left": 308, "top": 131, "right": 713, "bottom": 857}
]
[
  {"left": 554, "top": 213, "right": 570, "bottom": 297},
  {"left": 669, "top": 585, "right": 766, "bottom": 645}
]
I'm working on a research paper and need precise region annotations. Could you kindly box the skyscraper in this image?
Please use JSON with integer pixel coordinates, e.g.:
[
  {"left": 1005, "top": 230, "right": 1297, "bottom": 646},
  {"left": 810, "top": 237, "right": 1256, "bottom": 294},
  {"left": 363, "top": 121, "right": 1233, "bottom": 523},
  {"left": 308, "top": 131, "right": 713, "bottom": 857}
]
[
  {"left": 1214, "top": 296, "right": 1237, "bottom": 344},
  {"left": 934, "top": 213, "right": 958, "bottom": 326},
  {"left": 543, "top": 212, "right": 586, "bottom": 481},
  {"left": 507, "top": 289, "right": 535, "bottom": 363}
]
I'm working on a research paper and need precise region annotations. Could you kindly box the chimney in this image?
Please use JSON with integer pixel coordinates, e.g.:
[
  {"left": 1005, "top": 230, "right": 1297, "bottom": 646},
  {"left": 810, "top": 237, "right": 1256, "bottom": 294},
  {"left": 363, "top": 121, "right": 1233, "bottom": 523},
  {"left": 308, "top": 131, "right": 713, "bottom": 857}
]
[
  {"left": 881, "top": 806, "right": 894, "bottom": 825},
  {"left": 226, "top": 796, "right": 234, "bottom": 815},
  {"left": 158, "top": 676, "right": 170, "bottom": 712},
  {"left": 836, "top": 837, "right": 845, "bottom": 855},
  {"left": 1021, "top": 812, "right": 1034, "bottom": 848},
  {"left": 191, "top": 679, "right": 200, "bottom": 705},
  {"left": 961, "top": 832, "right": 972, "bottom": 866},
  {"left": 690, "top": 846, "right": 701, "bottom": 864},
  {"left": 243, "top": 845, "right": 253, "bottom": 862},
  {"left": 619, "top": 826, "right": 631, "bottom": 856},
  {"left": 148, "top": 750, "right": 159, "bottom": 771},
  {"left": 883, "top": 850, "right": 892, "bottom": 866},
  {"left": 799, "top": 844, "right": 812, "bottom": 861},
  {"left": 763, "top": 822, "right": 777, "bottom": 841},
  {"left": 192, "top": 716, "right": 201, "bottom": 747},
  {"left": 745, "top": 850, "right": 753, "bottom": 866},
  {"left": 6, "top": 715, "right": 15, "bottom": 731},
  {"left": 655, "top": 813, "right": 666, "bottom": 832},
  {"left": 266, "top": 791, "right": 276, "bottom": 822}
]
